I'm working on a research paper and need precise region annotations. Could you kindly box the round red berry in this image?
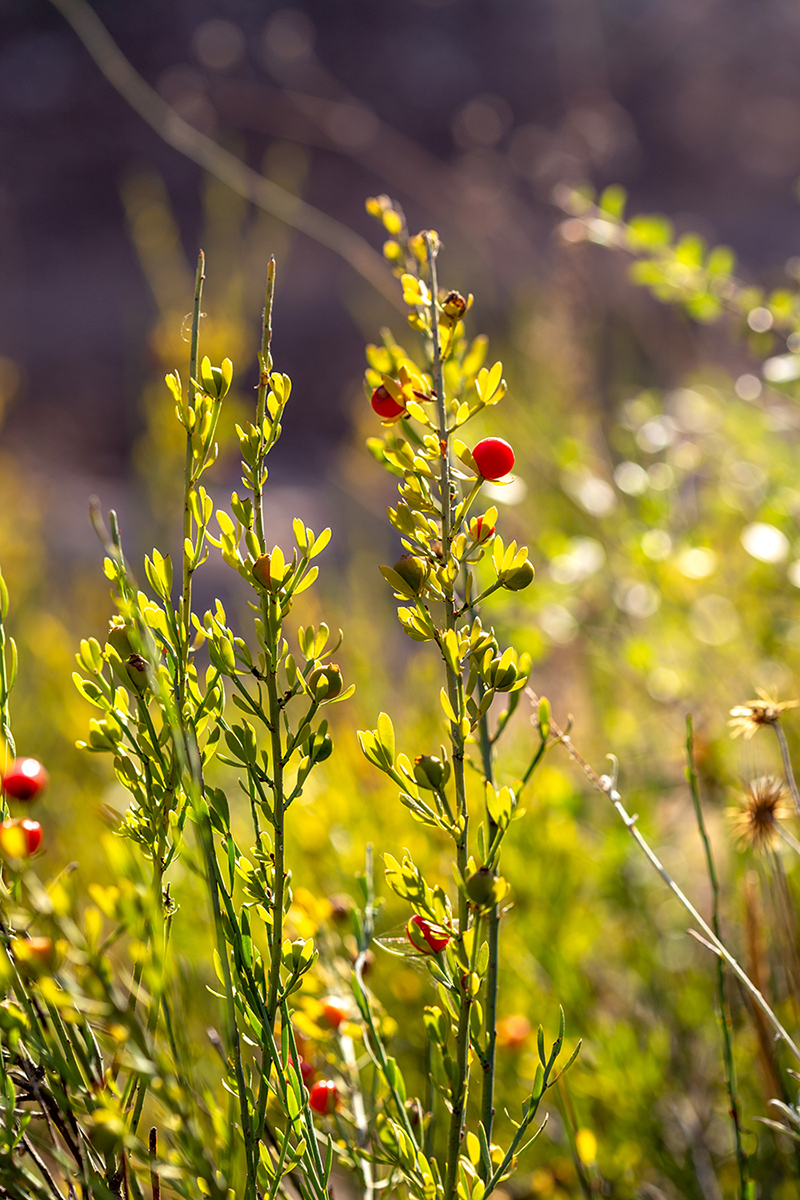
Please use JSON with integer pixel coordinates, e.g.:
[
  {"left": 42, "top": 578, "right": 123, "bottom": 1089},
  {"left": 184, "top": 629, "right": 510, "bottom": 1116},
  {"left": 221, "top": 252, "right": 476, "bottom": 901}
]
[
  {"left": 371, "top": 385, "right": 406, "bottom": 419},
  {"left": 0, "top": 818, "right": 42, "bottom": 858},
  {"left": 320, "top": 995, "right": 348, "bottom": 1030},
  {"left": 472, "top": 437, "right": 515, "bottom": 481},
  {"left": 1, "top": 759, "right": 49, "bottom": 802},
  {"left": 309, "top": 1079, "right": 338, "bottom": 1115},
  {"left": 406, "top": 914, "right": 450, "bottom": 955}
]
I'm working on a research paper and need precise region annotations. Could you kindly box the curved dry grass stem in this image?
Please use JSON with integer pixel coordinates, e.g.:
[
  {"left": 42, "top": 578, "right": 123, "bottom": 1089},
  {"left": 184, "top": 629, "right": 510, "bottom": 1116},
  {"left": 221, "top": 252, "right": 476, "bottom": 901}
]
[
  {"left": 48, "top": 0, "right": 404, "bottom": 312},
  {"left": 526, "top": 690, "right": 800, "bottom": 1067}
]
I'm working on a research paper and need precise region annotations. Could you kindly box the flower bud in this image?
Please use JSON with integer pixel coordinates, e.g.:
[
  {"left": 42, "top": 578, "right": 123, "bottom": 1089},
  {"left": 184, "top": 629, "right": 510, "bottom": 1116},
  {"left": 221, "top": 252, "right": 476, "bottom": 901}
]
[
  {"left": 442, "top": 290, "right": 467, "bottom": 319},
  {"left": 487, "top": 656, "right": 518, "bottom": 692},
  {"left": 252, "top": 553, "right": 284, "bottom": 592},
  {"left": 199, "top": 355, "right": 233, "bottom": 399},
  {"left": 406, "top": 914, "right": 450, "bottom": 955},
  {"left": 308, "top": 730, "right": 333, "bottom": 762},
  {"left": 413, "top": 755, "right": 450, "bottom": 791},
  {"left": 538, "top": 696, "right": 551, "bottom": 740},
  {"left": 501, "top": 560, "right": 534, "bottom": 591},
  {"left": 393, "top": 555, "right": 429, "bottom": 595},
  {"left": 308, "top": 664, "right": 343, "bottom": 701}
]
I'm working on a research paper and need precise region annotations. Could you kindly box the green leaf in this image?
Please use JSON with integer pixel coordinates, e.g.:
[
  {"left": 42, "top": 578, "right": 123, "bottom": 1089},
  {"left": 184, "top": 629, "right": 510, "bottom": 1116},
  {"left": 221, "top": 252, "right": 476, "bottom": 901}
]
[{"left": 376, "top": 712, "right": 396, "bottom": 764}]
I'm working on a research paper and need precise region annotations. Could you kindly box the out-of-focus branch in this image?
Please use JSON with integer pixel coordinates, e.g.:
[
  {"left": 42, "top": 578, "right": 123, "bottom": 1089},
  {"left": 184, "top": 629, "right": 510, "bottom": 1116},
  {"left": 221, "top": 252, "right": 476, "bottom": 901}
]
[
  {"left": 47, "top": 0, "right": 404, "bottom": 311},
  {"left": 526, "top": 688, "right": 800, "bottom": 1066}
]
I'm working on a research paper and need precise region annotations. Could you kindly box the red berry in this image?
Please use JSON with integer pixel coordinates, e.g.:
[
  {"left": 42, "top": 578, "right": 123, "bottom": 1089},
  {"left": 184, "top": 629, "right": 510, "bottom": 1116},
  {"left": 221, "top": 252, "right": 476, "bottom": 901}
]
[
  {"left": 0, "top": 818, "right": 42, "bottom": 858},
  {"left": 472, "top": 437, "right": 515, "bottom": 481},
  {"left": 406, "top": 914, "right": 450, "bottom": 955},
  {"left": 371, "top": 385, "right": 406, "bottom": 419},
  {"left": 319, "top": 995, "right": 348, "bottom": 1030},
  {"left": 2, "top": 758, "right": 49, "bottom": 802},
  {"left": 309, "top": 1079, "right": 338, "bottom": 1115}
]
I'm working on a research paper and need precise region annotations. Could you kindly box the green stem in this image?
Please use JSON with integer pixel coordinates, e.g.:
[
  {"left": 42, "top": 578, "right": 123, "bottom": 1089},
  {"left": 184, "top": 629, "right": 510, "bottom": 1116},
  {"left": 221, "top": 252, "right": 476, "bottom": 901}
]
[
  {"left": 201, "top": 815, "right": 257, "bottom": 1198},
  {"left": 686, "top": 716, "right": 749, "bottom": 1198},
  {"left": 425, "top": 232, "right": 471, "bottom": 1200},
  {"left": 477, "top": 686, "right": 499, "bottom": 1155},
  {"left": 264, "top": 623, "right": 286, "bottom": 1032},
  {"left": 536, "top": 692, "right": 800, "bottom": 1064},
  {"left": 254, "top": 257, "right": 276, "bottom": 550},
  {"left": 179, "top": 250, "right": 205, "bottom": 711},
  {"left": 0, "top": 568, "right": 15, "bottom": 764},
  {"left": 774, "top": 721, "right": 800, "bottom": 822}
]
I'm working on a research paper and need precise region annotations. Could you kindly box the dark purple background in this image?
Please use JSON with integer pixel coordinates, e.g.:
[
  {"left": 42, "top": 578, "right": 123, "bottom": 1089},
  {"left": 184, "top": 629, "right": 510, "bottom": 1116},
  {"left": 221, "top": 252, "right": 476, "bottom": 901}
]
[{"left": 3, "top": 0, "right": 800, "bottom": 477}]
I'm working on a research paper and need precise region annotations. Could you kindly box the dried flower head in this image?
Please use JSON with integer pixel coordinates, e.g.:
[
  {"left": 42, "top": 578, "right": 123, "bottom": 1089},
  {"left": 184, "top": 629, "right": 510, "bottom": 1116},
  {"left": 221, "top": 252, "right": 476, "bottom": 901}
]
[
  {"left": 729, "top": 689, "right": 799, "bottom": 740},
  {"left": 728, "top": 775, "right": 791, "bottom": 850}
]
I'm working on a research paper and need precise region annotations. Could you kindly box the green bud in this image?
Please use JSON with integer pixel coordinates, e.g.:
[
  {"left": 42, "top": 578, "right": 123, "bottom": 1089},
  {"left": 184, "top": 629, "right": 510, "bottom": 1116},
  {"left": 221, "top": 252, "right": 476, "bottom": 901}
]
[
  {"left": 538, "top": 696, "right": 551, "bottom": 740},
  {"left": 308, "top": 664, "right": 343, "bottom": 701},
  {"left": 501, "top": 560, "right": 535, "bottom": 591},
  {"left": 393, "top": 554, "right": 429, "bottom": 595},
  {"left": 487, "top": 656, "right": 518, "bottom": 692},
  {"left": 413, "top": 754, "right": 450, "bottom": 791},
  {"left": 308, "top": 731, "right": 333, "bottom": 763},
  {"left": 199, "top": 355, "right": 233, "bottom": 399}
]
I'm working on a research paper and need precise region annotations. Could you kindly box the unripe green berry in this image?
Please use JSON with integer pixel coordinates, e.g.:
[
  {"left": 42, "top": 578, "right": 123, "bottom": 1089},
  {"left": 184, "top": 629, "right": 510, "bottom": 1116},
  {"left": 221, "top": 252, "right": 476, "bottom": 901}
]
[
  {"left": 125, "top": 654, "right": 150, "bottom": 694},
  {"left": 308, "top": 664, "right": 343, "bottom": 700},
  {"left": 413, "top": 754, "right": 450, "bottom": 791},
  {"left": 393, "top": 554, "right": 429, "bottom": 595},
  {"left": 465, "top": 868, "right": 499, "bottom": 908},
  {"left": 501, "top": 560, "right": 535, "bottom": 591},
  {"left": 107, "top": 620, "right": 135, "bottom": 659}
]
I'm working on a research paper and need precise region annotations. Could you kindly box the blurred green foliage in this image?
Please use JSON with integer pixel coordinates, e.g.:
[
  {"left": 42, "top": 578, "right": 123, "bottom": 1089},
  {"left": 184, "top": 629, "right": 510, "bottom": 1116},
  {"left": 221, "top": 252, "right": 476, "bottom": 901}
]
[{"left": 4, "top": 176, "right": 800, "bottom": 1197}]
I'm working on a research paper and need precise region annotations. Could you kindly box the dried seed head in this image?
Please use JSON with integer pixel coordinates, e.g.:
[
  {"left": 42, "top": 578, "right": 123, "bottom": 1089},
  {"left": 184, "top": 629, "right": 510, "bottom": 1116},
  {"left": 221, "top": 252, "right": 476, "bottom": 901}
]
[
  {"left": 728, "top": 775, "right": 791, "bottom": 850},
  {"left": 729, "top": 689, "right": 799, "bottom": 739}
]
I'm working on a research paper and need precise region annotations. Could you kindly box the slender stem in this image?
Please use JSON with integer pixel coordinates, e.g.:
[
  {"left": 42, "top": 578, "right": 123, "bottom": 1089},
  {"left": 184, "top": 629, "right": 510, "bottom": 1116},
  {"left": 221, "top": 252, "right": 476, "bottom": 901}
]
[
  {"left": 149, "top": 1127, "right": 161, "bottom": 1200},
  {"left": 477, "top": 689, "right": 500, "bottom": 1153},
  {"left": 264, "top": 623, "right": 286, "bottom": 1032},
  {"left": 48, "top": 0, "right": 405, "bottom": 310},
  {"left": 528, "top": 690, "right": 800, "bottom": 1065},
  {"left": 425, "top": 233, "right": 472, "bottom": 1200},
  {"left": 201, "top": 815, "right": 257, "bottom": 1198},
  {"left": 179, "top": 251, "right": 205, "bottom": 712},
  {"left": 0, "top": 567, "right": 15, "bottom": 764},
  {"left": 686, "top": 716, "right": 749, "bottom": 1197},
  {"left": 254, "top": 258, "right": 276, "bottom": 550},
  {"left": 774, "top": 722, "right": 800, "bottom": 822}
]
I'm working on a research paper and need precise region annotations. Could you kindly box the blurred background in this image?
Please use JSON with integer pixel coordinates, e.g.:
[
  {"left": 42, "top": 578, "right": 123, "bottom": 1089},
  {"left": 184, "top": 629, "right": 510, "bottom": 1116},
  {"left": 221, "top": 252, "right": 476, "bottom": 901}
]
[{"left": 6, "top": 1, "right": 800, "bottom": 1196}]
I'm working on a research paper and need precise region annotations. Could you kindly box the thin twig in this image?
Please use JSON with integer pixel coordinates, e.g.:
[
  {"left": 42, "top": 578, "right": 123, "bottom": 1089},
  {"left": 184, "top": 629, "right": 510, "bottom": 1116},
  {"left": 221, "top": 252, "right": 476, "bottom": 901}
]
[
  {"left": 685, "top": 715, "right": 749, "bottom": 1198},
  {"left": 526, "top": 690, "right": 800, "bottom": 1065},
  {"left": 774, "top": 723, "right": 800, "bottom": 822},
  {"left": 47, "top": 0, "right": 403, "bottom": 311},
  {"left": 149, "top": 1127, "right": 161, "bottom": 1200}
]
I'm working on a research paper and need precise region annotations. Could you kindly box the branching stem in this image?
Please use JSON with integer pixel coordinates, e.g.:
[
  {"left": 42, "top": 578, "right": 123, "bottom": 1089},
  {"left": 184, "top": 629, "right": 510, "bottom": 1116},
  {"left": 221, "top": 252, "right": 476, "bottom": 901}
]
[{"left": 530, "top": 691, "right": 800, "bottom": 1066}]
